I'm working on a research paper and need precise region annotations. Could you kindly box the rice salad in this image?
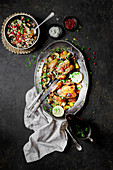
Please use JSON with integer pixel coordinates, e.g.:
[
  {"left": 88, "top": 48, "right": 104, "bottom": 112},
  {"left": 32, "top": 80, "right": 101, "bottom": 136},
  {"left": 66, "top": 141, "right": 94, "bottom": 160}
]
[{"left": 6, "top": 16, "right": 37, "bottom": 48}]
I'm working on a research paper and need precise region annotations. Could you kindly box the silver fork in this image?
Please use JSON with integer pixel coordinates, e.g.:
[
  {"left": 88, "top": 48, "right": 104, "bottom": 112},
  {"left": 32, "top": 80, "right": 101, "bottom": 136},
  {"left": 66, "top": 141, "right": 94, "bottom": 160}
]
[{"left": 27, "top": 79, "right": 52, "bottom": 111}]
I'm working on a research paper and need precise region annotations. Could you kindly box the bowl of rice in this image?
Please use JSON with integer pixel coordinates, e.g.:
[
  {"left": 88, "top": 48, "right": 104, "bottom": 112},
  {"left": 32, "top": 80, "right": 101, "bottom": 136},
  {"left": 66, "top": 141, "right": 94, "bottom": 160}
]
[{"left": 4, "top": 13, "right": 40, "bottom": 50}]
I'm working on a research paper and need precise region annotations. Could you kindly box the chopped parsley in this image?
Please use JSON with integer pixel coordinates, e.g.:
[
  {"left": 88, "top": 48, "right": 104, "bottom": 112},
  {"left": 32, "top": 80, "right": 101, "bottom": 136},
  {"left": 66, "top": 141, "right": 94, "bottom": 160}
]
[
  {"left": 37, "top": 88, "right": 39, "bottom": 93},
  {"left": 43, "top": 106, "right": 47, "bottom": 111}
]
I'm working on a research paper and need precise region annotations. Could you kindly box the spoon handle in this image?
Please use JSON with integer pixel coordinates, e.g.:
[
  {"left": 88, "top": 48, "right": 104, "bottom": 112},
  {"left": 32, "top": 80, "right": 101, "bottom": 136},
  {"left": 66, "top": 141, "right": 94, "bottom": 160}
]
[
  {"left": 89, "top": 137, "right": 94, "bottom": 142},
  {"left": 35, "top": 12, "right": 55, "bottom": 29},
  {"left": 66, "top": 128, "right": 82, "bottom": 151}
]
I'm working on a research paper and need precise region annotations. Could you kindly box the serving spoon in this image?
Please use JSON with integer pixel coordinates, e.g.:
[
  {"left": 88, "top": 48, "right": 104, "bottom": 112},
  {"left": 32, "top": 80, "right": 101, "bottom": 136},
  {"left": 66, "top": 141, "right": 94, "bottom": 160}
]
[
  {"left": 66, "top": 128, "right": 82, "bottom": 151},
  {"left": 33, "top": 12, "right": 55, "bottom": 35},
  {"left": 62, "top": 121, "right": 82, "bottom": 151}
]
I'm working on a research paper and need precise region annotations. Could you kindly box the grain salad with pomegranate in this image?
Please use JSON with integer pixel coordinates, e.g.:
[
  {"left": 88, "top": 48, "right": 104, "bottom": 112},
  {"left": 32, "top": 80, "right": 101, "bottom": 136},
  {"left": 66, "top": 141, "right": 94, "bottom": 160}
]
[{"left": 6, "top": 16, "right": 37, "bottom": 48}]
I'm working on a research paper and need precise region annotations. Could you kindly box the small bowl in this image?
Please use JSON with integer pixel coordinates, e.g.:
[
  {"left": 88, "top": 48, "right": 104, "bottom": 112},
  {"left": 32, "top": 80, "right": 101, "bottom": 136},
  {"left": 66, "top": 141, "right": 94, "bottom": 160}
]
[
  {"left": 63, "top": 16, "right": 77, "bottom": 32},
  {"left": 4, "top": 13, "right": 40, "bottom": 50},
  {"left": 48, "top": 24, "right": 64, "bottom": 39}
]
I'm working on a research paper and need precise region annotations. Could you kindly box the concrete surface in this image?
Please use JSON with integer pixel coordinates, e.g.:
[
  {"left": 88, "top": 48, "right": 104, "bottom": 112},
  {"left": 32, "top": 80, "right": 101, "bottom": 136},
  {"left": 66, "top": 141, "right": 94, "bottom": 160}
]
[{"left": 0, "top": 0, "right": 113, "bottom": 169}]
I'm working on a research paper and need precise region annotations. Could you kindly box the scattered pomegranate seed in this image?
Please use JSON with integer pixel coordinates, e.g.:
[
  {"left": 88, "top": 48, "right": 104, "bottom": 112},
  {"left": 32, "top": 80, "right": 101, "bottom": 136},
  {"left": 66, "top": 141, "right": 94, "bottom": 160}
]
[
  {"left": 93, "top": 56, "right": 95, "bottom": 59},
  {"left": 88, "top": 48, "right": 91, "bottom": 50},
  {"left": 41, "top": 60, "right": 44, "bottom": 62},
  {"left": 93, "top": 52, "right": 96, "bottom": 54},
  {"left": 88, "top": 57, "right": 91, "bottom": 60}
]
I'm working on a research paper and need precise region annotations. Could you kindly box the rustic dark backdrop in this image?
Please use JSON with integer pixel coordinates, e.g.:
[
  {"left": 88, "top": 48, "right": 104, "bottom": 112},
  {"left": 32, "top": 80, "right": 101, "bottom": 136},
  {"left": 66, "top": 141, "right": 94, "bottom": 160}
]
[{"left": 0, "top": 0, "right": 113, "bottom": 170}]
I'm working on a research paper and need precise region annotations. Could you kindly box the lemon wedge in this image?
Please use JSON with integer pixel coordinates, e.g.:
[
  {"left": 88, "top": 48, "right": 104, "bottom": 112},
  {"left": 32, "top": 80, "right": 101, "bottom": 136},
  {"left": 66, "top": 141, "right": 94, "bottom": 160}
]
[
  {"left": 70, "top": 72, "right": 83, "bottom": 84},
  {"left": 52, "top": 106, "right": 64, "bottom": 117}
]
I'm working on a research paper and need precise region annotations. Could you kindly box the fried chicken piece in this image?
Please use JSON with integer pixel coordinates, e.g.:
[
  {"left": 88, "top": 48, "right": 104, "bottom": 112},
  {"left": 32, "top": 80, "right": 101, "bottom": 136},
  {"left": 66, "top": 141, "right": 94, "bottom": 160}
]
[
  {"left": 53, "top": 95, "right": 65, "bottom": 102},
  {"left": 57, "top": 84, "right": 76, "bottom": 98},
  {"left": 56, "top": 64, "right": 74, "bottom": 80},
  {"left": 68, "top": 98, "right": 76, "bottom": 102},
  {"left": 48, "top": 58, "right": 58, "bottom": 72},
  {"left": 56, "top": 60, "right": 70, "bottom": 73},
  {"left": 51, "top": 81, "right": 63, "bottom": 92},
  {"left": 57, "top": 74, "right": 66, "bottom": 80},
  {"left": 63, "top": 65, "right": 74, "bottom": 75}
]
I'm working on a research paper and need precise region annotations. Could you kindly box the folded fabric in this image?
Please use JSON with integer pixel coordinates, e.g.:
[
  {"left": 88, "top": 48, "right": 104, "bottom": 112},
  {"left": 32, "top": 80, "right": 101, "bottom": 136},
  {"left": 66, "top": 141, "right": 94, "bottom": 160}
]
[{"left": 23, "top": 87, "right": 68, "bottom": 163}]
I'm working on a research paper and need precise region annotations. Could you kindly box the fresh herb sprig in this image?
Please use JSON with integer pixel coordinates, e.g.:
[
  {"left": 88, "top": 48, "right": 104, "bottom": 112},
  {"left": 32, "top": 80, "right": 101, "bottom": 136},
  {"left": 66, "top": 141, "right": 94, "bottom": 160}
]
[
  {"left": 25, "top": 54, "right": 37, "bottom": 68},
  {"left": 49, "top": 46, "right": 67, "bottom": 53}
]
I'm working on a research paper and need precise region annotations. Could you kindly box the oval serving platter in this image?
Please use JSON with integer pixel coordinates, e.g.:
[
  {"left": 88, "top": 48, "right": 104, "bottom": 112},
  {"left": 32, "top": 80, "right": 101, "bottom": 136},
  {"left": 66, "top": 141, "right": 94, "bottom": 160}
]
[{"left": 34, "top": 40, "right": 89, "bottom": 120}]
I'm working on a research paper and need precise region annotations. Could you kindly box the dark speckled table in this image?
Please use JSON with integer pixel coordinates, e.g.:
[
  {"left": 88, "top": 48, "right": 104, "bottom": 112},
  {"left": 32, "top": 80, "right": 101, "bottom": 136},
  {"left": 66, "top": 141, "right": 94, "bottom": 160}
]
[{"left": 0, "top": 0, "right": 113, "bottom": 170}]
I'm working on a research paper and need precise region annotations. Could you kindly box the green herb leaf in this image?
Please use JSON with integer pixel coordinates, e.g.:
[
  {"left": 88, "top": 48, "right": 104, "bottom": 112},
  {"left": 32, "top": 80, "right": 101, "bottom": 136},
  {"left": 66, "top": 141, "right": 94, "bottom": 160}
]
[
  {"left": 81, "top": 133, "right": 85, "bottom": 137},
  {"left": 37, "top": 88, "right": 39, "bottom": 93},
  {"left": 78, "top": 24, "right": 82, "bottom": 29},
  {"left": 76, "top": 29, "right": 79, "bottom": 32},
  {"left": 81, "top": 46, "right": 86, "bottom": 51},
  {"left": 20, "top": 27, "right": 23, "bottom": 34},
  {"left": 32, "top": 54, "right": 37, "bottom": 61},
  {"left": 43, "top": 106, "right": 47, "bottom": 111},
  {"left": 53, "top": 70, "right": 57, "bottom": 76},
  {"left": 26, "top": 17, "right": 30, "bottom": 21},
  {"left": 25, "top": 64, "right": 31, "bottom": 68},
  {"left": 85, "top": 127, "right": 88, "bottom": 131},
  {"left": 46, "top": 97, "right": 48, "bottom": 101}
]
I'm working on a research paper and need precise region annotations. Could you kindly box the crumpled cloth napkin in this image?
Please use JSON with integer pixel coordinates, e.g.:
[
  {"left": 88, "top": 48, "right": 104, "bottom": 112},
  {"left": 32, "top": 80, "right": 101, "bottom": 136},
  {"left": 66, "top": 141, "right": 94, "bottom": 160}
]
[{"left": 23, "top": 87, "right": 68, "bottom": 163}]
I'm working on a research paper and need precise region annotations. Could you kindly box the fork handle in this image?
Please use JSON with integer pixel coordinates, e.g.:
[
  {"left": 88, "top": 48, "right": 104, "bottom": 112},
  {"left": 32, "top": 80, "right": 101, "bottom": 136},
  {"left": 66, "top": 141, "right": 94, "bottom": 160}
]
[
  {"left": 27, "top": 100, "right": 41, "bottom": 117},
  {"left": 27, "top": 89, "right": 44, "bottom": 110}
]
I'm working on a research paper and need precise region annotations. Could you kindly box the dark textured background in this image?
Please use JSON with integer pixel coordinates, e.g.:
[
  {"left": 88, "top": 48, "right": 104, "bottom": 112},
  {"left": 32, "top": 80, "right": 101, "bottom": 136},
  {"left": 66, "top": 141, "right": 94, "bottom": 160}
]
[{"left": 0, "top": 0, "right": 113, "bottom": 170}]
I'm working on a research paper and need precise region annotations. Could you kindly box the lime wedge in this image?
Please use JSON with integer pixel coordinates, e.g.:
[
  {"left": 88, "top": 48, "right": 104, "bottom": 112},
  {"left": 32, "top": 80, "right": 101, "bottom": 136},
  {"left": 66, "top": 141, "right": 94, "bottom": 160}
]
[
  {"left": 52, "top": 106, "right": 64, "bottom": 117},
  {"left": 71, "top": 72, "right": 83, "bottom": 84}
]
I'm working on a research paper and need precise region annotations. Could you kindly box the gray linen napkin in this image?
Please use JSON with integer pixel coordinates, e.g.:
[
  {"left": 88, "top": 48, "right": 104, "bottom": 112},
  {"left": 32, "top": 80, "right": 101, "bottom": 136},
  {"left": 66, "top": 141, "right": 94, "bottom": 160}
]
[{"left": 23, "top": 87, "right": 68, "bottom": 163}]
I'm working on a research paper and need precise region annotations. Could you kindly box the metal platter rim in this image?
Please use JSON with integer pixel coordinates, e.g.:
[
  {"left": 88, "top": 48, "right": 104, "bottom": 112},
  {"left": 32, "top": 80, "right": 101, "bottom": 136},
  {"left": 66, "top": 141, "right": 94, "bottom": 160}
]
[{"left": 34, "top": 40, "right": 89, "bottom": 121}]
